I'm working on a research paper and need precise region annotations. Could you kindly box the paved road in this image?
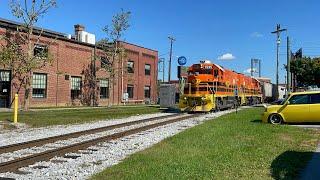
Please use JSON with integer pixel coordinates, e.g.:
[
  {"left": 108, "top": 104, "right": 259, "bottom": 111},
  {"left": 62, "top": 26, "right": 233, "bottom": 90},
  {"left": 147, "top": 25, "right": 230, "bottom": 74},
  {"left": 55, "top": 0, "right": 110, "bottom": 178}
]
[
  {"left": 300, "top": 144, "right": 320, "bottom": 180},
  {"left": 291, "top": 125, "right": 320, "bottom": 129}
]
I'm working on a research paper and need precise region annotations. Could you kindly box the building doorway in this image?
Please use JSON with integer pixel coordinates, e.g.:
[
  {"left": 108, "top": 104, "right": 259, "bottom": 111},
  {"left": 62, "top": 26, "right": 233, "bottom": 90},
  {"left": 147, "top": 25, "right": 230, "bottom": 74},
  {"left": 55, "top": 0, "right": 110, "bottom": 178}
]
[{"left": 0, "top": 70, "right": 11, "bottom": 108}]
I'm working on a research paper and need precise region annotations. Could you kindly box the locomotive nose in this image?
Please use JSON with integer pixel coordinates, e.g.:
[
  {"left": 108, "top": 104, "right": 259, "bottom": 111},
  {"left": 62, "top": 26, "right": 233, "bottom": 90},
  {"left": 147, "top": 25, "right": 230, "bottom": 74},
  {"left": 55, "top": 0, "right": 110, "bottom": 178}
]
[{"left": 189, "top": 76, "right": 200, "bottom": 84}]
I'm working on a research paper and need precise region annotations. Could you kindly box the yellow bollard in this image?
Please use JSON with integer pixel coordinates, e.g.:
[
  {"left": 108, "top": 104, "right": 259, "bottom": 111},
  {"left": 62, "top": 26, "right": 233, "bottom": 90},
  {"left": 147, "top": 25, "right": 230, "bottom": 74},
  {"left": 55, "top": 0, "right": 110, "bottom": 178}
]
[{"left": 13, "top": 94, "right": 18, "bottom": 124}]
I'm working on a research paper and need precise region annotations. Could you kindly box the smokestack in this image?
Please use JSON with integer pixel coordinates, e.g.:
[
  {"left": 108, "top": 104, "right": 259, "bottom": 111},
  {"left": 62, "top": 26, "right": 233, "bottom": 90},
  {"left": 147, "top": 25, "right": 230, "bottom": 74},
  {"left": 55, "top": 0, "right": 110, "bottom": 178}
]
[{"left": 74, "top": 24, "right": 85, "bottom": 40}]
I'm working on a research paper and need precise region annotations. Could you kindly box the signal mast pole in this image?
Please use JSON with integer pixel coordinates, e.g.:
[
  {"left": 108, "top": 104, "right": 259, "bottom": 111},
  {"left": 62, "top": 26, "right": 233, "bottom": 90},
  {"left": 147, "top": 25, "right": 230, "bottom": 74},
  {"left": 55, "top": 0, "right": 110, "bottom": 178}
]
[
  {"left": 168, "top": 36, "right": 175, "bottom": 82},
  {"left": 271, "top": 24, "right": 287, "bottom": 100}
]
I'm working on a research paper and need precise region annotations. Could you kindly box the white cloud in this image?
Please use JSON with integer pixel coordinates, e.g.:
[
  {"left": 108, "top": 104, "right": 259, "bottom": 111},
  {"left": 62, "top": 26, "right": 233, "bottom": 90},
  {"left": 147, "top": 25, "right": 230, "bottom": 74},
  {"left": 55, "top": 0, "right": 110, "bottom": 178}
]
[
  {"left": 218, "top": 53, "right": 236, "bottom": 60},
  {"left": 250, "top": 32, "right": 263, "bottom": 38},
  {"left": 244, "top": 68, "right": 257, "bottom": 74}
]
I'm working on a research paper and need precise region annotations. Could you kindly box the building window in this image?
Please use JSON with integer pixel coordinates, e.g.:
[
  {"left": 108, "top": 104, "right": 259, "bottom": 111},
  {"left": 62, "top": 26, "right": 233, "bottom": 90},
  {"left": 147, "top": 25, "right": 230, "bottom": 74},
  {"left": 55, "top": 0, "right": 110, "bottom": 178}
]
[
  {"left": 127, "top": 85, "right": 134, "bottom": 98},
  {"left": 145, "top": 64, "right": 151, "bottom": 75},
  {"left": 127, "top": 61, "right": 134, "bottom": 73},
  {"left": 144, "top": 86, "right": 150, "bottom": 98},
  {"left": 34, "top": 44, "right": 48, "bottom": 58},
  {"left": 100, "top": 57, "right": 110, "bottom": 69},
  {"left": 71, "top": 76, "right": 82, "bottom": 99},
  {"left": 100, "top": 79, "right": 109, "bottom": 99},
  {"left": 0, "top": 71, "right": 10, "bottom": 82},
  {"left": 32, "top": 73, "right": 47, "bottom": 98}
]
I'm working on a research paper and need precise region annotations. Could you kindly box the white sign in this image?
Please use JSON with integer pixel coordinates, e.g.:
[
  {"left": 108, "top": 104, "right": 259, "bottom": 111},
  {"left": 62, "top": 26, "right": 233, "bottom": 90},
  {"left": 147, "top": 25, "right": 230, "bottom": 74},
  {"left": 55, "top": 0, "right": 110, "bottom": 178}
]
[{"left": 123, "top": 93, "right": 129, "bottom": 102}]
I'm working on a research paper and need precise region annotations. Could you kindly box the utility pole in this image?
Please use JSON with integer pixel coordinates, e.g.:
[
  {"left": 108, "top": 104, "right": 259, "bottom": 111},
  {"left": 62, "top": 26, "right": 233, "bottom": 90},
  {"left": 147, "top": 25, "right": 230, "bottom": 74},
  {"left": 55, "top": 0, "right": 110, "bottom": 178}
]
[
  {"left": 271, "top": 24, "right": 287, "bottom": 99},
  {"left": 162, "top": 59, "right": 165, "bottom": 83},
  {"left": 286, "top": 36, "right": 291, "bottom": 96},
  {"left": 168, "top": 36, "right": 175, "bottom": 82}
]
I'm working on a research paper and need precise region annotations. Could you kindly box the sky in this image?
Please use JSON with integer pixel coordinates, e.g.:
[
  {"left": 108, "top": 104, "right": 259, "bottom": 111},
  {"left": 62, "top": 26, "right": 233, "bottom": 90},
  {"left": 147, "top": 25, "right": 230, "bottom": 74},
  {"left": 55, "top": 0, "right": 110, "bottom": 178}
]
[{"left": 1, "top": 0, "right": 320, "bottom": 83}]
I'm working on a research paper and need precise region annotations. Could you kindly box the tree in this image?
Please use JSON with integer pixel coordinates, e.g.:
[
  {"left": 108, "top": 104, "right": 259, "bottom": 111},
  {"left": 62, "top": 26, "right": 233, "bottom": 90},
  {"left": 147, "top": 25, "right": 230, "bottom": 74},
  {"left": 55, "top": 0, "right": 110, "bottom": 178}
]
[
  {"left": 290, "top": 57, "right": 320, "bottom": 87},
  {"left": 0, "top": 0, "right": 56, "bottom": 110},
  {"left": 98, "top": 9, "right": 131, "bottom": 105}
]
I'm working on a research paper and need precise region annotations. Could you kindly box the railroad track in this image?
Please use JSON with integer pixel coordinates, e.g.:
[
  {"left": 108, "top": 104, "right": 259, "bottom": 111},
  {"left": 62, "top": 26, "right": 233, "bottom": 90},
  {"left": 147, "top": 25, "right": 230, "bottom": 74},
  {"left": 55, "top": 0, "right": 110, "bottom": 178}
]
[
  {"left": 0, "top": 113, "right": 180, "bottom": 154},
  {"left": 0, "top": 113, "right": 200, "bottom": 173}
]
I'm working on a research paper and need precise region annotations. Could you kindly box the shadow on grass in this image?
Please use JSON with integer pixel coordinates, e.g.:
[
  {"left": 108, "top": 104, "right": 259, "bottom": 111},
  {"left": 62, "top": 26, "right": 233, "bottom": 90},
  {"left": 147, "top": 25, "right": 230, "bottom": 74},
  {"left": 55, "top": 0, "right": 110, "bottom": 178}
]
[
  {"left": 160, "top": 107, "right": 182, "bottom": 113},
  {"left": 271, "top": 151, "right": 317, "bottom": 180},
  {"left": 251, "top": 119, "right": 262, "bottom": 123}
]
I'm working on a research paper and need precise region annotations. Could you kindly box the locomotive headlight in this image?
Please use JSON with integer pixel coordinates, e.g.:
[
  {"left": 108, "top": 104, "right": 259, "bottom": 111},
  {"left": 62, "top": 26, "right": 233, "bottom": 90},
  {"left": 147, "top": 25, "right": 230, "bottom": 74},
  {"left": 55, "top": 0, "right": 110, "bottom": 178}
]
[{"left": 184, "top": 97, "right": 187, "bottom": 100}]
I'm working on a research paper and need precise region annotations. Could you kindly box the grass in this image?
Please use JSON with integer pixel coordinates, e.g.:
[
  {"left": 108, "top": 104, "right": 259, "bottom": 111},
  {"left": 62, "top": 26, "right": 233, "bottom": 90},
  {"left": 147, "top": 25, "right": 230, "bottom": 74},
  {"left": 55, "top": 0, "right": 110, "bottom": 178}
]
[
  {"left": 29, "top": 104, "right": 160, "bottom": 110},
  {"left": 91, "top": 107, "right": 320, "bottom": 180},
  {"left": 0, "top": 106, "right": 161, "bottom": 127}
]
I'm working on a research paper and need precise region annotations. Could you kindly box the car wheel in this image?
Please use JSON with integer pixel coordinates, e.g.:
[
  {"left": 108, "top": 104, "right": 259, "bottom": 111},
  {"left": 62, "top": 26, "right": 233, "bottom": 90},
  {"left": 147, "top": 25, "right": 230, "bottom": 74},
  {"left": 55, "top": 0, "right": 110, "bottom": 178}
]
[{"left": 268, "top": 114, "right": 283, "bottom": 124}]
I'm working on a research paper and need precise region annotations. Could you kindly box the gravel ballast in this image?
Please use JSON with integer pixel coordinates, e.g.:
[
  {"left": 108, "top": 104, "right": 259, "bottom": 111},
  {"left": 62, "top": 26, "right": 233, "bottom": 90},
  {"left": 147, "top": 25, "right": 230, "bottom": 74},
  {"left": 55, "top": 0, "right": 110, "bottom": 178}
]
[
  {"left": 0, "top": 112, "right": 173, "bottom": 147},
  {"left": 0, "top": 108, "right": 246, "bottom": 179}
]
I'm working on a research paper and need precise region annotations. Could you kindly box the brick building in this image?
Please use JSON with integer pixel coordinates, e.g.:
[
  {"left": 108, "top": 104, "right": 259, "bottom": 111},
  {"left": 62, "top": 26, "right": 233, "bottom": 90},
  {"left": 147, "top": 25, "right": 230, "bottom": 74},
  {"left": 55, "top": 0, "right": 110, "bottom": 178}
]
[{"left": 0, "top": 18, "right": 158, "bottom": 108}]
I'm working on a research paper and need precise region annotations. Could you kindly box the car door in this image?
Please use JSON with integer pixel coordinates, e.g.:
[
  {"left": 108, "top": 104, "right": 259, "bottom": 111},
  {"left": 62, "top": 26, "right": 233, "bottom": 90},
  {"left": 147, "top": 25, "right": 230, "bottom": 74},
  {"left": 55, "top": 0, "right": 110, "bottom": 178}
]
[
  {"left": 309, "top": 93, "right": 320, "bottom": 122},
  {"left": 280, "top": 94, "right": 310, "bottom": 122}
]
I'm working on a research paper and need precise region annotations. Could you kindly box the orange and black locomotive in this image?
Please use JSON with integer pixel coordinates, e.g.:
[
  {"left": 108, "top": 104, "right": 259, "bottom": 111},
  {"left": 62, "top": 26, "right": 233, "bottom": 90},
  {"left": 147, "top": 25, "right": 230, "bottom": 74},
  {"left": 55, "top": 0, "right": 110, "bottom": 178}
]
[{"left": 179, "top": 60, "right": 262, "bottom": 112}]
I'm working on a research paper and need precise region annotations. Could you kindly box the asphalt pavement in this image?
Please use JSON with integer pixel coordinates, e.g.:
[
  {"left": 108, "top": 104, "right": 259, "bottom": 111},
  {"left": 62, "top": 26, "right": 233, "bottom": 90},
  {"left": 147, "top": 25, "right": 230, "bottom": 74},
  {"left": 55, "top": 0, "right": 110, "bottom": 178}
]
[
  {"left": 292, "top": 125, "right": 320, "bottom": 129},
  {"left": 300, "top": 144, "right": 320, "bottom": 180}
]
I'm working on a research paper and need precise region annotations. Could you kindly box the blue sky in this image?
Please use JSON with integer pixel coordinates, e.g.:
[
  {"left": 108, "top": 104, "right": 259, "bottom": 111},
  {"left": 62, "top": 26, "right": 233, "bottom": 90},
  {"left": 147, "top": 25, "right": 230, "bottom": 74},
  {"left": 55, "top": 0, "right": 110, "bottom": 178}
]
[{"left": 1, "top": 0, "right": 320, "bottom": 83}]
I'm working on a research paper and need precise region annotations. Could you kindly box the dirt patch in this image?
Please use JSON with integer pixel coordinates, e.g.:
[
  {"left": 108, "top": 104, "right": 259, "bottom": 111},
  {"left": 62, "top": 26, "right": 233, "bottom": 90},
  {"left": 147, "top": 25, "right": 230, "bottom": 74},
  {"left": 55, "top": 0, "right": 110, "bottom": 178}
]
[
  {"left": 0, "top": 120, "right": 29, "bottom": 130},
  {"left": 301, "top": 139, "right": 319, "bottom": 148},
  {"left": 279, "top": 133, "right": 294, "bottom": 142}
]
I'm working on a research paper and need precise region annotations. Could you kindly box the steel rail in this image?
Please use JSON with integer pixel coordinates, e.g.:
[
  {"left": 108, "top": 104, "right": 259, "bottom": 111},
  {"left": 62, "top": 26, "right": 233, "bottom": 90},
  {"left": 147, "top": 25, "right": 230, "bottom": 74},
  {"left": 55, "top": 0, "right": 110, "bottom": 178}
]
[
  {"left": 0, "top": 114, "right": 199, "bottom": 173},
  {"left": 0, "top": 113, "right": 181, "bottom": 154}
]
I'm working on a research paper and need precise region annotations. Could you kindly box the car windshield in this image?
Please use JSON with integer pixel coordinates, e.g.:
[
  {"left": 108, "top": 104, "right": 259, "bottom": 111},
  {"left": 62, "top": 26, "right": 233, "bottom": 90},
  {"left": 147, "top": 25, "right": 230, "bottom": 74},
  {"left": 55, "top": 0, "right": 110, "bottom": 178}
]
[{"left": 280, "top": 96, "right": 290, "bottom": 105}]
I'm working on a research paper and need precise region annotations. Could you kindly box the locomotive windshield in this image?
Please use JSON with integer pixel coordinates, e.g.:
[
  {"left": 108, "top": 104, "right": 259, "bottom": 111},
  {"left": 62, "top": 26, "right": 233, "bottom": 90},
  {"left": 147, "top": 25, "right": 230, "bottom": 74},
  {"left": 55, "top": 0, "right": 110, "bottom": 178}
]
[
  {"left": 188, "top": 69, "right": 212, "bottom": 75},
  {"left": 188, "top": 64, "right": 213, "bottom": 75},
  {"left": 188, "top": 69, "right": 212, "bottom": 76}
]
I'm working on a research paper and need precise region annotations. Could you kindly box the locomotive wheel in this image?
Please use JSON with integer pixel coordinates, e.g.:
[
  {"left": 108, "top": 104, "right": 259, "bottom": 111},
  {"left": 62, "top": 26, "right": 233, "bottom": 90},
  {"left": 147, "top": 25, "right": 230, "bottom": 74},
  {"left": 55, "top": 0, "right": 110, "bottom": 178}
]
[{"left": 268, "top": 114, "right": 283, "bottom": 124}]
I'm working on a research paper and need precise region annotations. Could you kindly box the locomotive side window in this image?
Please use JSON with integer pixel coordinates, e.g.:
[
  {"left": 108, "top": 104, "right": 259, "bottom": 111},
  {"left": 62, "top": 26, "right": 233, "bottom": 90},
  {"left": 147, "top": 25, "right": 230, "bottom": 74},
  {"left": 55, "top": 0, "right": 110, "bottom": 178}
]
[
  {"left": 202, "top": 69, "right": 212, "bottom": 74},
  {"left": 214, "top": 69, "right": 218, "bottom": 78}
]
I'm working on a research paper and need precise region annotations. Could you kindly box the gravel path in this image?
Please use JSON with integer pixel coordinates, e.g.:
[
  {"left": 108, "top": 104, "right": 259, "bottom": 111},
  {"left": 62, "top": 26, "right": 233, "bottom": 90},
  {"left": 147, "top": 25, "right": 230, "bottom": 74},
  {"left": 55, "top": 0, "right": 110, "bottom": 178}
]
[{"left": 0, "top": 108, "right": 247, "bottom": 180}]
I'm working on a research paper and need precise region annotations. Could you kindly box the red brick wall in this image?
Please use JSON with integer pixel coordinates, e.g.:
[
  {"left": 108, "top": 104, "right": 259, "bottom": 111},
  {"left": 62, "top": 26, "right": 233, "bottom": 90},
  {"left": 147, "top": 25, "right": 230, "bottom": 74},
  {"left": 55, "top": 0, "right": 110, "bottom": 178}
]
[
  {"left": 0, "top": 27, "right": 158, "bottom": 108},
  {"left": 119, "top": 42, "right": 158, "bottom": 104}
]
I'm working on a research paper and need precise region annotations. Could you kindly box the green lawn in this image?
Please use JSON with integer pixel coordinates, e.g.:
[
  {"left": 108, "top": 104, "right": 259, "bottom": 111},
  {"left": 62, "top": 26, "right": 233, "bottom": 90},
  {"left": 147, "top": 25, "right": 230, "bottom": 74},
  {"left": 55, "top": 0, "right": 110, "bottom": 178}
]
[
  {"left": 91, "top": 107, "right": 320, "bottom": 180},
  {"left": 0, "top": 106, "right": 161, "bottom": 127}
]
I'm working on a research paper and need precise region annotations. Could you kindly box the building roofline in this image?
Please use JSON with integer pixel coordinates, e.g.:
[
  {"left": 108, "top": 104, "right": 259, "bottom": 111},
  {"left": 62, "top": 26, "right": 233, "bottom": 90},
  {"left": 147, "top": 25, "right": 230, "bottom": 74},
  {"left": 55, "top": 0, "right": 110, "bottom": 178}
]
[
  {"left": 118, "top": 40, "right": 158, "bottom": 53},
  {"left": 0, "top": 18, "right": 159, "bottom": 52},
  {"left": 0, "top": 17, "right": 97, "bottom": 48},
  {"left": 0, "top": 17, "right": 66, "bottom": 37}
]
